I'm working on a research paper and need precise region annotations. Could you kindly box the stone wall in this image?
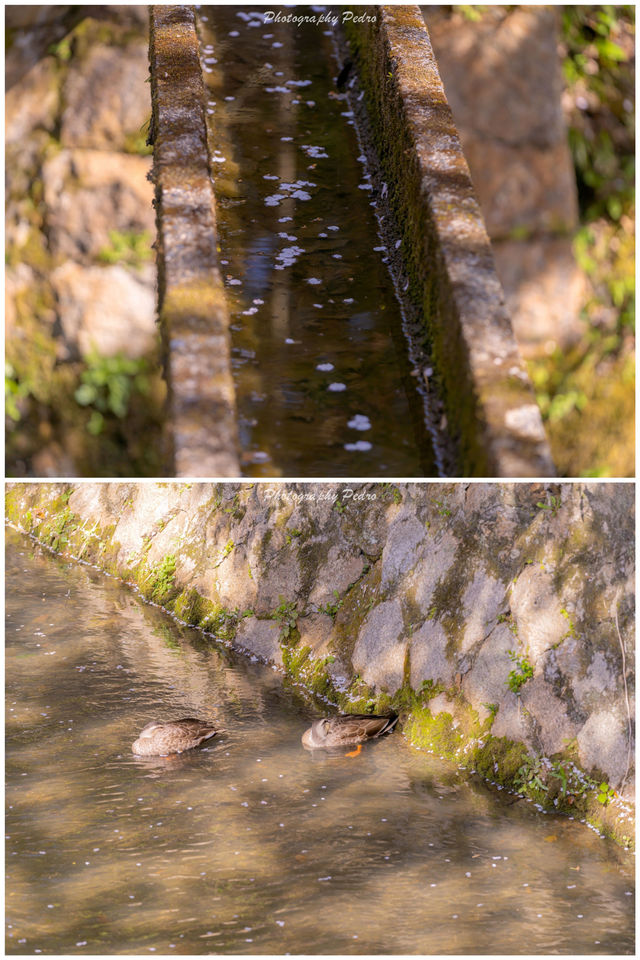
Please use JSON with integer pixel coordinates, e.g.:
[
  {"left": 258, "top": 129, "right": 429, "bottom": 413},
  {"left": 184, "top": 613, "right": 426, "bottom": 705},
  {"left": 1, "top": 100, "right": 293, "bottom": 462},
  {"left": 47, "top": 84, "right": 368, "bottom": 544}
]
[
  {"left": 343, "top": 6, "right": 553, "bottom": 477},
  {"left": 422, "top": 5, "right": 584, "bottom": 357},
  {"left": 5, "top": 480, "right": 635, "bottom": 846},
  {"left": 149, "top": 5, "right": 239, "bottom": 477},
  {"left": 6, "top": 5, "right": 164, "bottom": 476}
]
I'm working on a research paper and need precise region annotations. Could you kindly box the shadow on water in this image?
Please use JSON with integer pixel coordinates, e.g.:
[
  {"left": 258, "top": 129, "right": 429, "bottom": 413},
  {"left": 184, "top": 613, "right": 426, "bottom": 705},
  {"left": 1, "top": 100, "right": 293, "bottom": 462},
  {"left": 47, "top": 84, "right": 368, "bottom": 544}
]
[
  {"left": 198, "top": 6, "right": 439, "bottom": 477},
  {"left": 5, "top": 530, "right": 635, "bottom": 954}
]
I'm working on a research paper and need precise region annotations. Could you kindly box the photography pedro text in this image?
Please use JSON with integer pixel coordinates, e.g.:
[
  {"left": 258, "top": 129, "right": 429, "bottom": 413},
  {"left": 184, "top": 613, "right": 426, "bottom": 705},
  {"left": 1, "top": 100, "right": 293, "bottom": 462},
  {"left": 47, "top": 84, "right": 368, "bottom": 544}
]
[
  {"left": 263, "top": 487, "right": 377, "bottom": 504},
  {"left": 264, "top": 10, "right": 376, "bottom": 27}
]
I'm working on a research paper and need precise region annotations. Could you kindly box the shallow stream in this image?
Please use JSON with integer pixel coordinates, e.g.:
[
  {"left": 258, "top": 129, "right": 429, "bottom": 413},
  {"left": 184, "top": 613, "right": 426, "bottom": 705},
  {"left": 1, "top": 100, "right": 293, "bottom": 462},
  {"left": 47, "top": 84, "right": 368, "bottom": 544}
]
[
  {"left": 198, "top": 6, "right": 439, "bottom": 477},
  {"left": 5, "top": 529, "right": 635, "bottom": 954}
]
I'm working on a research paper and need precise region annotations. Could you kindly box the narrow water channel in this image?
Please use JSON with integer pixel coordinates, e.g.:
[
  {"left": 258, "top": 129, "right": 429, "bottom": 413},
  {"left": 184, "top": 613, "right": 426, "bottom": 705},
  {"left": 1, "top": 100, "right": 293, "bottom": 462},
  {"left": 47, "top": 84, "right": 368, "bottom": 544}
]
[
  {"left": 5, "top": 529, "right": 635, "bottom": 954},
  {"left": 198, "top": 6, "right": 438, "bottom": 477}
]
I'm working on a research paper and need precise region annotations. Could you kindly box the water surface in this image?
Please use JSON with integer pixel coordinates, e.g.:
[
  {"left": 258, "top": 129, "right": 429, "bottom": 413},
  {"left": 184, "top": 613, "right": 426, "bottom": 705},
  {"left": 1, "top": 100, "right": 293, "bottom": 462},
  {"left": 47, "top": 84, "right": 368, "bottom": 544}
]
[
  {"left": 199, "top": 6, "right": 437, "bottom": 477},
  {"left": 5, "top": 529, "right": 635, "bottom": 954}
]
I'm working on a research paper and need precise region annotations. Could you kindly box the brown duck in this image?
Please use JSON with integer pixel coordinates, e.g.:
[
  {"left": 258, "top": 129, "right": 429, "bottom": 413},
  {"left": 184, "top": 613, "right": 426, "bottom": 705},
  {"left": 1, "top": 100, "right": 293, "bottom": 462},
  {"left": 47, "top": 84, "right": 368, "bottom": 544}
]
[
  {"left": 132, "top": 718, "right": 218, "bottom": 757},
  {"left": 302, "top": 712, "right": 398, "bottom": 756}
]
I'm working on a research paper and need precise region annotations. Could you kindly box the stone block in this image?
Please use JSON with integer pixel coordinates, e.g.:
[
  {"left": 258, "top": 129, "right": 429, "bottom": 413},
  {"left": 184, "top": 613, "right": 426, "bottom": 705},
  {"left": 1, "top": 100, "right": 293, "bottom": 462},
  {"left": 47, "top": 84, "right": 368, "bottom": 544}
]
[
  {"left": 381, "top": 514, "right": 428, "bottom": 588},
  {"left": 462, "top": 623, "right": 514, "bottom": 710},
  {"left": 310, "top": 546, "right": 365, "bottom": 606},
  {"left": 409, "top": 620, "right": 455, "bottom": 689},
  {"left": 352, "top": 599, "right": 406, "bottom": 693},
  {"left": 410, "top": 531, "right": 458, "bottom": 615},
  {"left": 521, "top": 675, "right": 581, "bottom": 756},
  {"left": 510, "top": 564, "right": 568, "bottom": 661},
  {"left": 61, "top": 43, "right": 150, "bottom": 149},
  {"left": 42, "top": 149, "right": 154, "bottom": 261},
  {"left": 298, "top": 613, "right": 335, "bottom": 658},
  {"left": 493, "top": 238, "right": 586, "bottom": 355},
  {"left": 234, "top": 618, "right": 283, "bottom": 668},
  {"left": 460, "top": 569, "right": 507, "bottom": 654},
  {"left": 577, "top": 708, "right": 633, "bottom": 789},
  {"left": 51, "top": 262, "right": 156, "bottom": 359}
]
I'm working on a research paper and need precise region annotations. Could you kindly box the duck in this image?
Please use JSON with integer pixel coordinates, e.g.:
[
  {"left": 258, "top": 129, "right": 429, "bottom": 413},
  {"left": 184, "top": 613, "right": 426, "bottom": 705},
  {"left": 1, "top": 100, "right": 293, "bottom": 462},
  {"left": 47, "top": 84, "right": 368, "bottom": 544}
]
[
  {"left": 302, "top": 712, "right": 398, "bottom": 756},
  {"left": 132, "top": 718, "right": 218, "bottom": 757}
]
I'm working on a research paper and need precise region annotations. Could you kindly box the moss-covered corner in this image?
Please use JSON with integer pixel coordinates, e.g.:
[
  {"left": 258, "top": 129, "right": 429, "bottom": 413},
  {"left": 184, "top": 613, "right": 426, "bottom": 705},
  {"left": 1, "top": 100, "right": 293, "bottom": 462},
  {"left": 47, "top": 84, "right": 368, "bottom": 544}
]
[{"left": 395, "top": 683, "right": 634, "bottom": 850}]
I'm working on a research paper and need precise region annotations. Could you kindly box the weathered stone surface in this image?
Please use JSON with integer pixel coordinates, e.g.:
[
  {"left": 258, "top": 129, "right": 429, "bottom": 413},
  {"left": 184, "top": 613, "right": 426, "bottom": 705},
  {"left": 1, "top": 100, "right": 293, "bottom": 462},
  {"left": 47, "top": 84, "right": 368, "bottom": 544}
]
[
  {"left": 298, "top": 613, "right": 334, "bottom": 658},
  {"left": 5, "top": 7, "right": 163, "bottom": 478},
  {"left": 409, "top": 620, "right": 454, "bottom": 689},
  {"left": 460, "top": 571, "right": 507, "bottom": 654},
  {"left": 572, "top": 651, "right": 619, "bottom": 710},
  {"left": 42, "top": 149, "right": 154, "bottom": 261},
  {"left": 51, "top": 262, "right": 156, "bottom": 358},
  {"left": 409, "top": 531, "right": 457, "bottom": 615},
  {"left": 352, "top": 599, "right": 406, "bottom": 693},
  {"left": 422, "top": 5, "right": 581, "bottom": 356},
  {"left": 490, "top": 691, "right": 531, "bottom": 745},
  {"left": 510, "top": 565, "right": 568, "bottom": 661},
  {"left": 521, "top": 676, "right": 582, "bottom": 756},
  {"left": 381, "top": 513, "right": 429, "bottom": 591},
  {"left": 577, "top": 709, "right": 632, "bottom": 787},
  {"left": 61, "top": 43, "right": 150, "bottom": 149},
  {"left": 310, "top": 547, "right": 366, "bottom": 606},
  {"left": 235, "top": 618, "right": 283, "bottom": 668},
  {"left": 493, "top": 238, "right": 586, "bottom": 355},
  {"left": 150, "top": 5, "right": 239, "bottom": 476},
  {"left": 461, "top": 623, "right": 514, "bottom": 719},
  {"left": 5, "top": 55, "right": 60, "bottom": 142}
]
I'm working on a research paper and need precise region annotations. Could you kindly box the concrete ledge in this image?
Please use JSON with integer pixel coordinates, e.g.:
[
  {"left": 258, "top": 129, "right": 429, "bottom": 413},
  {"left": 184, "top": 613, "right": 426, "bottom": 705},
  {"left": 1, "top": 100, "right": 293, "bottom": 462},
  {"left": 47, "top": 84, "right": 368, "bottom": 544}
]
[
  {"left": 149, "top": 4, "right": 239, "bottom": 476},
  {"left": 343, "top": 5, "right": 555, "bottom": 477}
]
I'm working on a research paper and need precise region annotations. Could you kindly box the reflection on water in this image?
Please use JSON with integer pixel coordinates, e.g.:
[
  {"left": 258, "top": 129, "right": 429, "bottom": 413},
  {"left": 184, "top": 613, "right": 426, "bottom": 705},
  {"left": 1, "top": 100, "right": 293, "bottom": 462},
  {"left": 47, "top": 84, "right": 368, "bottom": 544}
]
[
  {"left": 5, "top": 530, "right": 635, "bottom": 954},
  {"left": 200, "top": 6, "right": 437, "bottom": 477}
]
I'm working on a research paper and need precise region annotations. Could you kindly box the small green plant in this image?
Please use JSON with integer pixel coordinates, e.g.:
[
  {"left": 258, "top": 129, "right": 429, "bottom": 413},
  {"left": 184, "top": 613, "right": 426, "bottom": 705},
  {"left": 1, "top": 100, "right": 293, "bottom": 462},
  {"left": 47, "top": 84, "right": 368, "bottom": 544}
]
[
  {"left": 334, "top": 499, "right": 346, "bottom": 515},
  {"left": 515, "top": 757, "right": 549, "bottom": 794},
  {"left": 74, "top": 352, "right": 151, "bottom": 435},
  {"left": 213, "top": 540, "right": 234, "bottom": 567},
  {"left": 5, "top": 361, "right": 33, "bottom": 422},
  {"left": 381, "top": 484, "right": 403, "bottom": 504},
  {"left": 536, "top": 494, "right": 562, "bottom": 516},
  {"left": 433, "top": 499, "right": 451, "bottom": 517},
  {"left": 144, "top": 554, "right": 176, "bottom": 604},
  {"left": 506, "top": 650, "right": 534, "bottom": 694},
  {"left": 286, "top": 528, "right": 303, "bottom": 544},
  {"left": 597, "top": 781, "right": 616, "bottom": 806},
  {"left": 272, "top": 597, "right": 298, "bottom": 643},
  {"left": 551, "top": 762, "right": 569, "bottom": 797},
  {"left": 560, "top": 608, "right": 578, "bottom": 640},
  {"left": 483, "top": 702, "right": 499, "bottom": 717},
  {"left": 318, "top": 589, "right": 342, "bottom": 619},
  {"left": 49, "top": 36, "right": 73, "bottom": 61},
  {"left": 97, "top": 230, "right": 152, "bottom": 268},
  {"left": 458, "top": 5, "right": 485, "bottom": 21}
]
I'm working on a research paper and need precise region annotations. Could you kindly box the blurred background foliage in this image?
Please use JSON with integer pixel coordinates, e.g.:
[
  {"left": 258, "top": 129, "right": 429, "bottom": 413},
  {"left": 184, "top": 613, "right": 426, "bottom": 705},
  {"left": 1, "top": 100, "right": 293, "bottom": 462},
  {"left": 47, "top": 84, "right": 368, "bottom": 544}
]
[{"left": 529, "top": 4, "right": 634, "bottom": 476}]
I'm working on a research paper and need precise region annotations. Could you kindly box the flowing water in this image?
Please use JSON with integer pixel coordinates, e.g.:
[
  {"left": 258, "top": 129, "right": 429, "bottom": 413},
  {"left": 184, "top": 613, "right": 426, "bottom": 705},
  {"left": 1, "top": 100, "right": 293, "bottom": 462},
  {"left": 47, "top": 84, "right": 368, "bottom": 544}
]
[
  {"left": 198, "top": 6, "right": 439, "bottom": 477},
  {"left": 5, "top": 529, "right": 635, "bottom": 955}
]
